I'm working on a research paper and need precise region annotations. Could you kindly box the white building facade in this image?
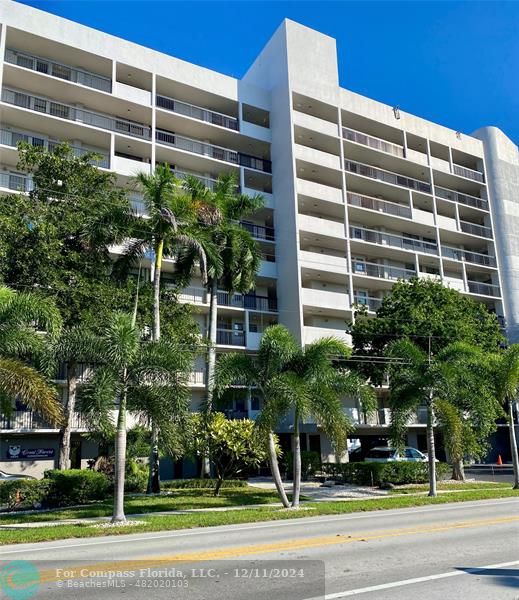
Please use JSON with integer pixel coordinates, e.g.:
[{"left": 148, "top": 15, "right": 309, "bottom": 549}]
[{"left": 0, "top": 1, "right": 516, "bottom": 473}]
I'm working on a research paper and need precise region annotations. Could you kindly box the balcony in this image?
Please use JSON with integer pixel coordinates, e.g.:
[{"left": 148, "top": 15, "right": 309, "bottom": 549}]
[
  {"left": 347, "top": 192, "right": 412, "bottom": 219},
  {"left": 353, "top": 294, "right": 383, "bottom": 312},
  {"left": 217, "top": 329, "right": 245, "bottom": 346},
  {"left": 178, "top": 286, "right": 207, "bottom": 304},
  {"left": 113, "top": 154, "right": 151, "bottom": 177},
  {"left": 299, "top": 250, "right": 348, "bottom": 275},
  {"left": 155, "top": 129, "right": 271, "bottom": 173},
  {"left": 350, "top": 226, "right": 438, "bottom": 255},
  {"left": 459, "top": 220, "right": 492, "bottom": 239},
  {"left": 0, "top": 170, "right": 33, "bottom": 192},
  {"left": 188, "top": 370, "right": 206, "bottom": 385},
  {"left": 295, "top": 144, "right": 341, "bottom": 171},
  {"left": 217, "top": 291, "right": 278, "bottom": 312},
  {"left": 0, "top": 128, "right": 110, "bottom": 168},
  {"left": 304, "top": 326, "right": 351, "bottom": 345},
  {"left": 0, "top": 410, "right": 88, "bottom": 431},
  {"left": 343, "top": 127, "right": 404, "bottom": 158},
  {"left": 345, "top": 160, "right": 431, "bottom": 194},
  {"left": 296, "top": 178, "right": 343, "bottom": 205},
  {"left": 467, "top": 281, "right": 501, "bottom": 297},
  {"left": 435, "top": 186, "right": 488, "bottom": 211},
  {"left": 2, "top": 88, "right": 151, "bottom": 139},
  {"left": 5, "top": 48, "right": 111, "bottom": 93},
  {"left": 301, "top": 288, "right": 350, "bottom": 312},
  {"left": 452, "top": 164, "right": 484, "bottom": 183},
  {"left": 299, "top": 213, "right": 345, "bottom": 238},
  {"left": 441, "top": 245, "right": 497, "bottom": 268},
  {"left": 240, "top": 221, "right": 275, "bottom": 241},
  {"left": 156, "top": 94, "right": 239, "bottom": 131},
  {"left": 352, "top": 260, "right": 416, "bottom": 281}
]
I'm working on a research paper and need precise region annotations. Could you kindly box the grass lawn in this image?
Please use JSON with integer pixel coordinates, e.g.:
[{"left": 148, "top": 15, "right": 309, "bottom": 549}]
[
  {"left": 0, "top": 486, "right": 518, "bottom": 545},
  {"left": 390, "top": 481, "right": 511, "bottom": 494}
]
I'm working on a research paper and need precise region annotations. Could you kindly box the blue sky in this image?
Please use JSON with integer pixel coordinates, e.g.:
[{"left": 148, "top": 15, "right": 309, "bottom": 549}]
[{"left": 18, "top": 1, "right": 519, "bottom": 144}]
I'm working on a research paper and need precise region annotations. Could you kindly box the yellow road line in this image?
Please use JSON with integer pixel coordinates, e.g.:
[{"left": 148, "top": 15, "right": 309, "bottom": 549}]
[{"left": 34, "top": 514, "right": 519, "bottom": 584}]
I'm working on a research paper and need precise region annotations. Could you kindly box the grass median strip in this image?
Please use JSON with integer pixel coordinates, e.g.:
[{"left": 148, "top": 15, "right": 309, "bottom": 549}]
[{"left": 0, "top": 487, "right": 518, "bottom": 545}]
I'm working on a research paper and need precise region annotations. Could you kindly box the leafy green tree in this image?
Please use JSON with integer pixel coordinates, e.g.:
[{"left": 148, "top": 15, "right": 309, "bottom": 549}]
[
  {"left": 0, "top": 286, "right": 63, "bottom": 424},
  {"left": 189, "top": 413, "right": 268, "bottom": 496}
]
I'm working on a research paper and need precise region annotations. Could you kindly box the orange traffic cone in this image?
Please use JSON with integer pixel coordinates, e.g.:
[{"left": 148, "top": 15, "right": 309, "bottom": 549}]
[{"left": 497, "top": 454, "right": 503, "bottom": 466}]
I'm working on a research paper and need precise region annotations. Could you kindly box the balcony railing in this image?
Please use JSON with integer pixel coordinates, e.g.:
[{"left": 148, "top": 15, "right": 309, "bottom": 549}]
[
  {"left": 0, "top": 410, "right": 88, "bottom": 430},
  {"left": 467, "top": 281, "right": 501, "bottom": 297},
  {"left": 0, "top": 128, "right": 110, "bottom": 168},
  {"left": 441, "top": 245, "right": 497, "bottom": 267},
  {"left": 452, "top": 163, "right": 485, "bottom": 183},
  {"left": 155, "top": 129, "right": 271, "bottom": 173},
  {"left": 352, "top": 260, "right": 416, "bottom": 281},
  {"left": 350, "top": 226, "right": 438, "bottom": 255},
  {"left": 353, "top": 294, "right": 383, "bottom": 312},
  {"left": 188, "top": 370, "right": 206, "bottom": 385},
  {"left": 347, "top": 192, "right": 412, "bottom": 219},
  {"left": 56, "top": 363, "right": 95, "bottom": 382},
  {"left": 0, "top": 170, "right": 33, "bottom": 192},
  {"left": 2, "top": 88, "right": 151, "bottom": 140},
  {"left": 343, "top": 127, "right": 404, "bottom": 158},
  {"left": 5, "top": 48, "right": 112, "bottom": 93},
  {"left": 156, "top": 94, "right": 239, "bottom": 131},
  {"left": 217, "top": 328, "right": 246, "bottom": 346},
  {"left": 345, "top": 160, "right": 431, "bottom": 194},
  {"left": 217, "top": 290, "right": 245, "bottom": 308},
  {"left": 178, "top": 286, "right": 207, "bottom": 304},
  {"left": 435, "top": 186, "right": 488, "bottom": 211},
  {"left": 459, "top": 220, "right": 492, "bottom": 239},
  {"left": 216, "top": 291, "right": 278, "bottom": 312},
  {"left": 240, "top": 221, "right": 275, "bottom": 241}
]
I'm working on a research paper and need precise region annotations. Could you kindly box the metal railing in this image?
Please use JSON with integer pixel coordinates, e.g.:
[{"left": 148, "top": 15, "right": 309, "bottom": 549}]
[
  {"left": 350, "top": 226, "right": 438, "bottom": 255},
  {"left": 347, "top": 192, "right": 412, "bottom": 219},
  {"left": 188, "top": 370, "right": 206, "bottom": 385},
  {"left": 441, "top": 245, "right": 497, "bottom": 267},
  {"left": 155, "top": 129, "right": 271, "bottom": 173},
  {"left": 0, "top": 128, "right": 110, "bottom": 168},
  {"left": 216, "top": 329, "right": 246, "bottom": 346},
  {"left": 352, "top": 260, "right": 416, "bottom": 281},
  {"left": 244, "top": 295, "right": 278, "bottom": 312},
  {"left": 0, "top": 410, "right": 88, "bottom": 430},
  {"left": 435, "top": 186, "right": 488, "bottom": 211},
  {"left": 345, "top": 160, "right": 431, "bottom": 193},
  {"left": 178, "top": 287, "right": 207, "bottom": 303},
  {"left": 452, "top": 163, "right": 485, "bottom": 183},
  {"left": 353, "top": 294, "right": 383, "bottom": 312},
  {"left": 467, "top": 281, "right": 501, "bottom": 297},
  {"left": 240, "top": 221, "right": 275, "bottom": 241},
  {"left": 56, "top": 363, "right": 95, "bottom": 382},
  {"left": 0, "top": 171, "right": 33, "bottom": 192},
  {"left": 5, "top": 48, "right": 112, "bottom": 93},
  {"left": 343, "top": 127, "right": 404, "bottom": 158},
  {"left": 156, "top": 94, "right": 239, "bottom": 131},
  {"left": 2, "top": 88, "right": 151, "bottom": 140},
  {"left": 459, "top": 220, "right": 492, "bottom": 239}
]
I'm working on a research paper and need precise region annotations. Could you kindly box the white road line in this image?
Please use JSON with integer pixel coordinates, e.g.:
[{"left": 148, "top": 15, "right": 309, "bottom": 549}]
[
  {"left": 305, "top": 559, "right": 519, "bottom": 599},
  {"left": 0, "top": 498, "right": 518, "bottom": 556}
]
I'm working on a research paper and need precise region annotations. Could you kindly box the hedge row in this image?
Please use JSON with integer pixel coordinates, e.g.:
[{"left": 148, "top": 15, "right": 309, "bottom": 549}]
[
  {"left": 321, "top": 461, "right": 450, "bottom": 486},
  {"left": 161, "top": 479, "right": 248, "bottom": 490},
  {"left": 0, "top": 469, "right": 110, "bottom": 511}
]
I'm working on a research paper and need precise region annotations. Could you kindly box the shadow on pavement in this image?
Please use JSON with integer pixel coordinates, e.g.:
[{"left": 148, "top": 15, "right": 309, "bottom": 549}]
[{"left": 456, "top": 567, "right": 519, "bottom": 589}]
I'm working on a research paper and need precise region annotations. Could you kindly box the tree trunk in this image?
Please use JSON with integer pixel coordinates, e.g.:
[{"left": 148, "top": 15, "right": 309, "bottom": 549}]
[
  {"left": 451, "top": 458, "right": 465, "bottom": 481},
  {"left": 292, "top": 416, "right": 301, "bottom": 508},
  {"left": 112, "top": 380, "right": 128, "bottom": 523},
  {"left": 508, "top": 400, "right": 519, "bottom": 490},
  {"left": 214, "top": 477, "right": 223, "bottom": 497},
  {"left": 152, "top": 238, "right": 164, "bottom": 342},
  {"left": 268, "top": 432, "right": 290, "bottom": 508},
  {"left": 146, "top": 421, "right": 160, "bottom": 494},
  {"left": 58, "top": 361, "right": 77, "bottom": 470},
  {"left": 426, "top": 397, "right": 437, "bottom": 497}
]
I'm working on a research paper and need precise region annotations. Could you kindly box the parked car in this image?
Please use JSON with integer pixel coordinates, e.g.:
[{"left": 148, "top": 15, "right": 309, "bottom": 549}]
[
  {"left": 364, "top": 446, "right": 428, "bottom": 463},
  {"left": 0, "top": 469, "right": 35, "bottom": 481}
]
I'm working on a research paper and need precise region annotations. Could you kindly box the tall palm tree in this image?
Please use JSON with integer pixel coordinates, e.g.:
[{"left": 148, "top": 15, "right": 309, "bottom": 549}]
[
  {"left": 215, "top": 325, "right": 374, "bottom": 508},
  {"left": 492, "top": 344, "right": 519, "bottom": 489},
  {"left": 0, "top": 286, "right": 63, "bottom": 425},
  {"left": 179, "top": 174, "right": 264, "bottom": 417}
]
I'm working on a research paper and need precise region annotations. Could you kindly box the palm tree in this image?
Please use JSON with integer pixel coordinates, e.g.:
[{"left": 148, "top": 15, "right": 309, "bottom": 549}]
[
  {"left": 492, "top": 344, "right": 519, "bottom": 489},
  {"left": 0, "top": 286, "right": 63, "bottom": 425},
  {"left": 215, "top": 325, "right": 374, "bottom": 508},
  {"left": 179, "top": 174, "right": 264, "bottom": 417}
]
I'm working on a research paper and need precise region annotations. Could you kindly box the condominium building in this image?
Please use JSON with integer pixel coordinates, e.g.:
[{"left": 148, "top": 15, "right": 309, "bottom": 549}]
[{"left": 1, "top": 1, "right": 517, "bottom": 475}]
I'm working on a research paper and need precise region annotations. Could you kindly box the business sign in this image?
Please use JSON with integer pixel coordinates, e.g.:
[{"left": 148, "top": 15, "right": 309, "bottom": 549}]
[{"left": 7, "top": 446, "right": 55, "bottom": 460}]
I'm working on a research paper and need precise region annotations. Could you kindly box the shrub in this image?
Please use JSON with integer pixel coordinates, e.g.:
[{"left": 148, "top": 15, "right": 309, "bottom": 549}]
[
  {"left": 282, "top": 451, "right": 321, "bottom": 481},
  {"left": 161, "top": 479, "right": 248, "bottom": 490},
  {"left": 124, "top": 460, "right": 148, "bottom": 493},
  {"left": 321, "top": 462, "right": 450, "bottom": 486},
  {"left": 44, "top": 469, "right": 110, "bottom": 506},
  {"left": 0, "top": 479, "right": 51, "bottom": 511}
]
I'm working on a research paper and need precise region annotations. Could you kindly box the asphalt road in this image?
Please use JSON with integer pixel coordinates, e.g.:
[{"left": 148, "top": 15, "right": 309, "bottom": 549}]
[{"left": 0, "top": 498, "right": 518, "bottom": 600}]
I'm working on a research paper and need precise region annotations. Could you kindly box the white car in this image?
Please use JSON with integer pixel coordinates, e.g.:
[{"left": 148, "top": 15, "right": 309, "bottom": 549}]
[
  {"left": 0, "top": 469, "right": 35, "bottom": 481},
  {"left": 364, "top": 447, "right": 428, "bottom": 463}
]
